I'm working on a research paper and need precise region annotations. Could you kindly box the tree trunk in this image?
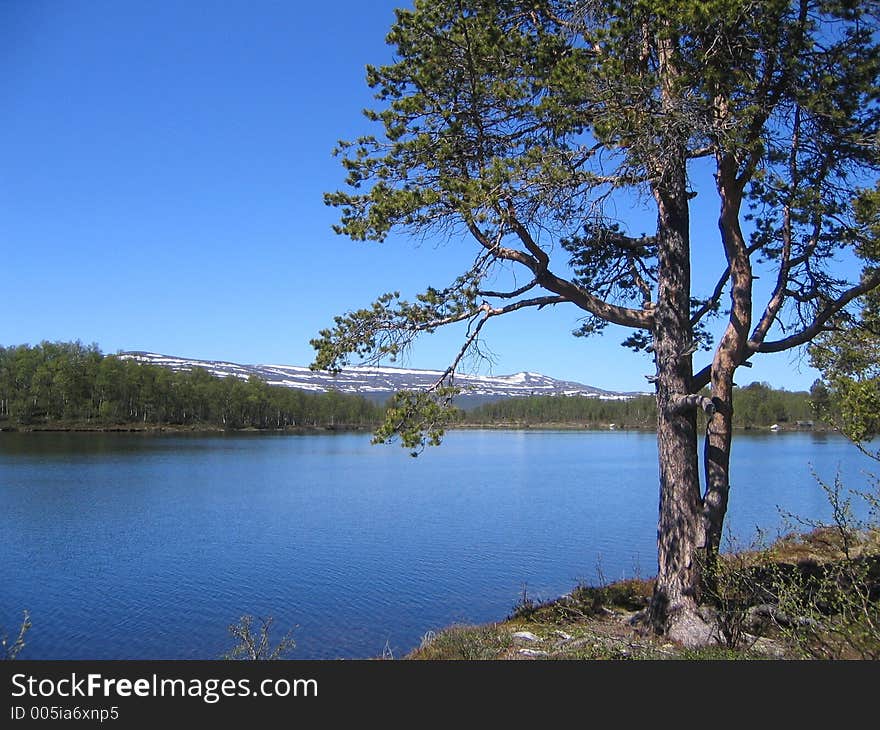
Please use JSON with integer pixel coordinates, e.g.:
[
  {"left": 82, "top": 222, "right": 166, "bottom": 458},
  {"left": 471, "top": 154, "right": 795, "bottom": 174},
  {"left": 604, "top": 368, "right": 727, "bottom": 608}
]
[
  {"left": 701, "top": 168, "right": 753, "bottom": 581},
  {"left": 703, "top": 371, "right": 734, "bottom": 570},
  {"left": 647, "top": 161, "right": 710, "bottom": 645}
]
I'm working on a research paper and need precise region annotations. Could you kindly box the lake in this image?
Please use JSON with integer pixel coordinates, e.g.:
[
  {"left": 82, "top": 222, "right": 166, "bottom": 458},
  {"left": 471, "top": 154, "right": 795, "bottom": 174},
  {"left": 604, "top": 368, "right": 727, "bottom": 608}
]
[{"left": 0, "top": 429, "right": 875, "bottom": 659}]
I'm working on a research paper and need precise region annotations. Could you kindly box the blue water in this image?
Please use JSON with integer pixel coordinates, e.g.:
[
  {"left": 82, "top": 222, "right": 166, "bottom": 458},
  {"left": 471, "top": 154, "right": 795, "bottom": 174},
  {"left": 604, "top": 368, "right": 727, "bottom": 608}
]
[{"left": 0, "top": 430, "right": 875, "bottom": 659}]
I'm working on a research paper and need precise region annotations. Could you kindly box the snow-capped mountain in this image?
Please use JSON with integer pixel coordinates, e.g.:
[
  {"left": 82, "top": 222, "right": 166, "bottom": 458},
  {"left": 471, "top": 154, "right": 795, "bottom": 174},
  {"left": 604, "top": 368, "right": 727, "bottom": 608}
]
[{"left": 118, "top": 352, "right": 642, "bottom": 402}]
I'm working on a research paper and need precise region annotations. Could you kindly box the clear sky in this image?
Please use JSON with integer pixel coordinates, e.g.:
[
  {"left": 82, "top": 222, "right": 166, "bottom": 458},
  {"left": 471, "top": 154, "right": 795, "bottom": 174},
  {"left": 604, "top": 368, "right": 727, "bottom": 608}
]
[{"left": 1, "top": 0, "right": 840, "bottom": 392}]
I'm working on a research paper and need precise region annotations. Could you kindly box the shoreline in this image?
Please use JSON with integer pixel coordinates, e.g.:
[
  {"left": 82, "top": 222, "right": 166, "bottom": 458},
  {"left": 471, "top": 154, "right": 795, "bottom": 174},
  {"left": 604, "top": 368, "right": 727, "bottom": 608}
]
[
  {"left": 0, "top": 422, "right": 832, "bottom": 435},
  {"left": 0, "top": 423, "right": 374, "bottom": 435}
]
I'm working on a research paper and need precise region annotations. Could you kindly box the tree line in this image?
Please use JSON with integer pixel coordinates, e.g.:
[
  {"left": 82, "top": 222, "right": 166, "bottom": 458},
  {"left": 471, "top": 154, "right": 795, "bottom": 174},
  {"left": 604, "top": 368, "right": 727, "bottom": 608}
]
[
  {"left": 464, "top": 381, "right": 820, "bottom": 429},
  {"left": 0, "top": 341, "right": 825, "bottom": 432},
  {"left": 0, "top": 341, "right": 383, "bottom": 430}
]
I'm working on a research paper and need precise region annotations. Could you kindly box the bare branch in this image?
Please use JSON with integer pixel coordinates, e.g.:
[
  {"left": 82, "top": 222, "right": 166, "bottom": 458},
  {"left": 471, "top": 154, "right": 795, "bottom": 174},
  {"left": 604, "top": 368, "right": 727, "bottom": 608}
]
[
  {"left": 750, "top": 105, "right": 800, "bottom": 346},
  {"left": 691, "top": 241, "right": 763, "bottom": 327},
  {"left": 596, "top": 230, "right": 657, "bottom": 252},
  {"left": 434, "top": 310, "right": 492, "bottom": 390},
  {"left": 691, "top": 268, "right": 730, "bottom": 326},
  {"left": 463, "top": 216, "right": 538, "bottom": 270},
  {"left": 629, "top": 258, "right": 653, "bottom": 305},
  {"left": 691, "top": 363, "right": 712, "bottom": 392},
  {"left": 488, "top": 295, "right": 566, "bottom": 315},
  {"left": 669, "top": 394, "right": 717, "bottom": 416},
  {"left": 687, "top": 145, "right": 716, "bottom": 159},
  {"left": 538, "top": 270, "right": 655, "bottom": 328},
  {"left": 432, "top": 295, "right": 567, "bottom": 390},
  {"left": 503, "top": 197, "right": 550, "bottom": 270},
  {"left": 478, "top": 279, "right": 538, "bottom": 299},
  {"left": 754, "top": 271, "right": 880, "bottom": 354}
]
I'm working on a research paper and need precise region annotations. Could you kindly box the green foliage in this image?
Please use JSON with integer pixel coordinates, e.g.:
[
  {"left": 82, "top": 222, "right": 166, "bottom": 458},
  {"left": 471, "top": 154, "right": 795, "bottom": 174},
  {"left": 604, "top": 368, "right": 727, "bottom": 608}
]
[
  {"left": 325, "top": 0, "right": 573, "bottom": 242},
  {"left": 771, "top": 476, "right": 880, "bottom": 659},
  {"left": 730, "top": 382, "right": 814, "bottom": 428},
  {"left": 569, "top": 579, "right": 653, "bottom": 615},
  {"left": 510, "top": 583, "right": 539, "bottom": 619},
  {"left": 372, "top": 387, "right": 461, "bottom": 456},
  {"left": 223, "top": 615, "right": 296, "bottom": 661},
  {"left": 310, "top": 285, "right": 478, "bottom": 373},
  {"left": 0, "top": 341, "right": 384, "bottom": 431},
  {"left": 699, "top": 533, "right": 775, "bottom": 650},
  {"left": 508, "top": 576, "right": 653, "bottom": 626},
  {"left": 464, "top": 383, "right": 814, "bottom": 429},
  {"left": 468, "top": 393, "right": 656, "bottom": 426},
  {"left": 694, "top": 475, "right": 880, "bottom": 658},
  {"left": 809, "top": 185, "right": 880, "bottom": 444}
]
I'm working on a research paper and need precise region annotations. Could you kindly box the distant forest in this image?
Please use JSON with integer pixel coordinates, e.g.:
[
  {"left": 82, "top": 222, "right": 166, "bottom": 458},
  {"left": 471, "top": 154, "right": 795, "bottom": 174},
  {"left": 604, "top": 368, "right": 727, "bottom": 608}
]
[
  {"left": 0, "top": 341, "right": 383, "bottom": 429},
  {"left": 0, "top": 341, "right": 823, "bottom": 431},
  {"left": 464, "top": 382, "right": 823, "bottom": 429}
]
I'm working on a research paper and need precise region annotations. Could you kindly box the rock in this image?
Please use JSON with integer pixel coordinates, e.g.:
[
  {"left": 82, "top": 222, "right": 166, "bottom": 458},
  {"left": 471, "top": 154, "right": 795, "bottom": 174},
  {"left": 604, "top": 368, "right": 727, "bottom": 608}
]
[
  {"left": 518, "top": 648, "right": 548, "bottom": 657},
  {"left": 554, "top": 630, "right": 573, "bottom": 641},
  {"left": 511, "top": 630, "right": 541, "bottom": 642},
  {"left": 667, "top": 611, "right": 716, "bottom": 648},
  {"left": 749, "top": 636, "right": 787, "bottom": 659}
]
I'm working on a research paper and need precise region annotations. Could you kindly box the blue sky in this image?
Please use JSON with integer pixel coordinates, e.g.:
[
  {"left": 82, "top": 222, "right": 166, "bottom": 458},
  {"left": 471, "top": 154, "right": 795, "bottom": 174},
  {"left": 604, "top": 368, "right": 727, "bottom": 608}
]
[{"left": 1, "top": 0, "right": 841, "bottom": 392}]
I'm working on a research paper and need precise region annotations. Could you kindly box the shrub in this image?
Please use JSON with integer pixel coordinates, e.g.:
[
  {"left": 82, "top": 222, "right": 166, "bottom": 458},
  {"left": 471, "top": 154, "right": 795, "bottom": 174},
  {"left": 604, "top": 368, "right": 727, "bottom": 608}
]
[{"left": 223, "top": 615, "right": 296, "bottom": 660}]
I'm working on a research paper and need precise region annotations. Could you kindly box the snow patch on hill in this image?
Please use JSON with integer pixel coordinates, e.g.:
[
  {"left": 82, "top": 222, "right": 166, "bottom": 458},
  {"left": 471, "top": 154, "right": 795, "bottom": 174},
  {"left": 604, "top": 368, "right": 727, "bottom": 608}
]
[{"left": 118, "top": 352, "right": 646, "bottom": 401}]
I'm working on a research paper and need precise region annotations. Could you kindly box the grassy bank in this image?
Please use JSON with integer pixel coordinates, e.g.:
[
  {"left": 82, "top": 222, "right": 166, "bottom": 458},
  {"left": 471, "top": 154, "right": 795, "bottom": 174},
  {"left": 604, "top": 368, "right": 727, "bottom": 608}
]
[{"left": 407, "top": 526, "right": 880, "bottom": 660}]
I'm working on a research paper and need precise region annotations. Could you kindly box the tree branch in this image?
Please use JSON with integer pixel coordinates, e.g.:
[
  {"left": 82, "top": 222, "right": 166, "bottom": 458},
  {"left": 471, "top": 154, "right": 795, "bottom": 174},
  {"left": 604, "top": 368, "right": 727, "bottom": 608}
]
[
  {"left": 432, "top": 295, "right": 565, "bottom": 390},
  {"left": 753, "top": 271, "right": 880, "bottom": 354},
  {"left": 691, "top": 267, "right": 730, "bottom": 326},
  {"left": 690, "top": 241, "right": 764, "bottom": 327},
  {"left": 463, "top": 214, "right": 654, "bottom": 329},
  {"left": 478, "top": 279, "right": 538, "bottom": 299},
  {"left": 750, "top": 105, "right": 800, "bottom": 346},
  {"left": 463, "top": 217, "right": 538, "bottom": 271},
  {"left": 503, "top": 197, "right": 550, "bottom": 270},
  {"left": 687, "top": 145, "right": 716, "bottom": 159},
  {"left": 669, "top": 394, "right": 717, "bottom": 416},
  {"left": 487, "top": 295, "right": 566, "bottom": 316},
  {"left": 597, "top": 230, "right": 657, "bottom": 252},
  {"left": 691, "top": 363, "right": 712, "bottom": 392},
  {"left": 538, "top": 270, "right": 655, "bottom": 328}
]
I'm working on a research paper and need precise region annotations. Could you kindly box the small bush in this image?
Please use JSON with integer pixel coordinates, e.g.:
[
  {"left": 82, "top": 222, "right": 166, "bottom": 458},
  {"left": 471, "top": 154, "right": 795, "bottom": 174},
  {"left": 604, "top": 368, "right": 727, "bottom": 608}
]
[
  {"left": 769, "top": 475, "right": 880, "bottom": 659},
  {"left": 510, "top": 584, "right": 539, "bottom": 619},
  {"left": 700, "top": 532, "right": 778, "bottom": 650},
  {"left": 223, "top": 615, "right": 296, "bottom": 660}
]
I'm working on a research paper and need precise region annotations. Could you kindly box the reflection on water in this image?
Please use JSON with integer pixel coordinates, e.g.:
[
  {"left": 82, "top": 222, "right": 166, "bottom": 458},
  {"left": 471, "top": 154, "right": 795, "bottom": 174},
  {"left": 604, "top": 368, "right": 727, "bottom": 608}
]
[{"left": 0, "top": 429, "right": 873, "bottom": 659}]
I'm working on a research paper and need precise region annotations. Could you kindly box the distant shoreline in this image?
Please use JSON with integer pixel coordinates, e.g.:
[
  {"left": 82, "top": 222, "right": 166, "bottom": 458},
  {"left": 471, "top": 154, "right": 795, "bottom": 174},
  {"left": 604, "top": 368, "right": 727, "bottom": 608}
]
[
  {"left": 0, "top": 423, "right": 373, "bottom": 435},
  {"left": 0, "top": 422, "right": 832, "bottom": 435}
]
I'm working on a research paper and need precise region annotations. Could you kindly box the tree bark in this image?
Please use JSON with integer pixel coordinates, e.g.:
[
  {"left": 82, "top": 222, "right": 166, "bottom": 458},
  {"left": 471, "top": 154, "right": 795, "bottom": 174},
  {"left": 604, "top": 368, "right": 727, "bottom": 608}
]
[
  {"left": 702, "top": 163, "right": 753, "bottom": 575},
  {"left": 647, "top": 159, "right": 709, "bottom": 645}
]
